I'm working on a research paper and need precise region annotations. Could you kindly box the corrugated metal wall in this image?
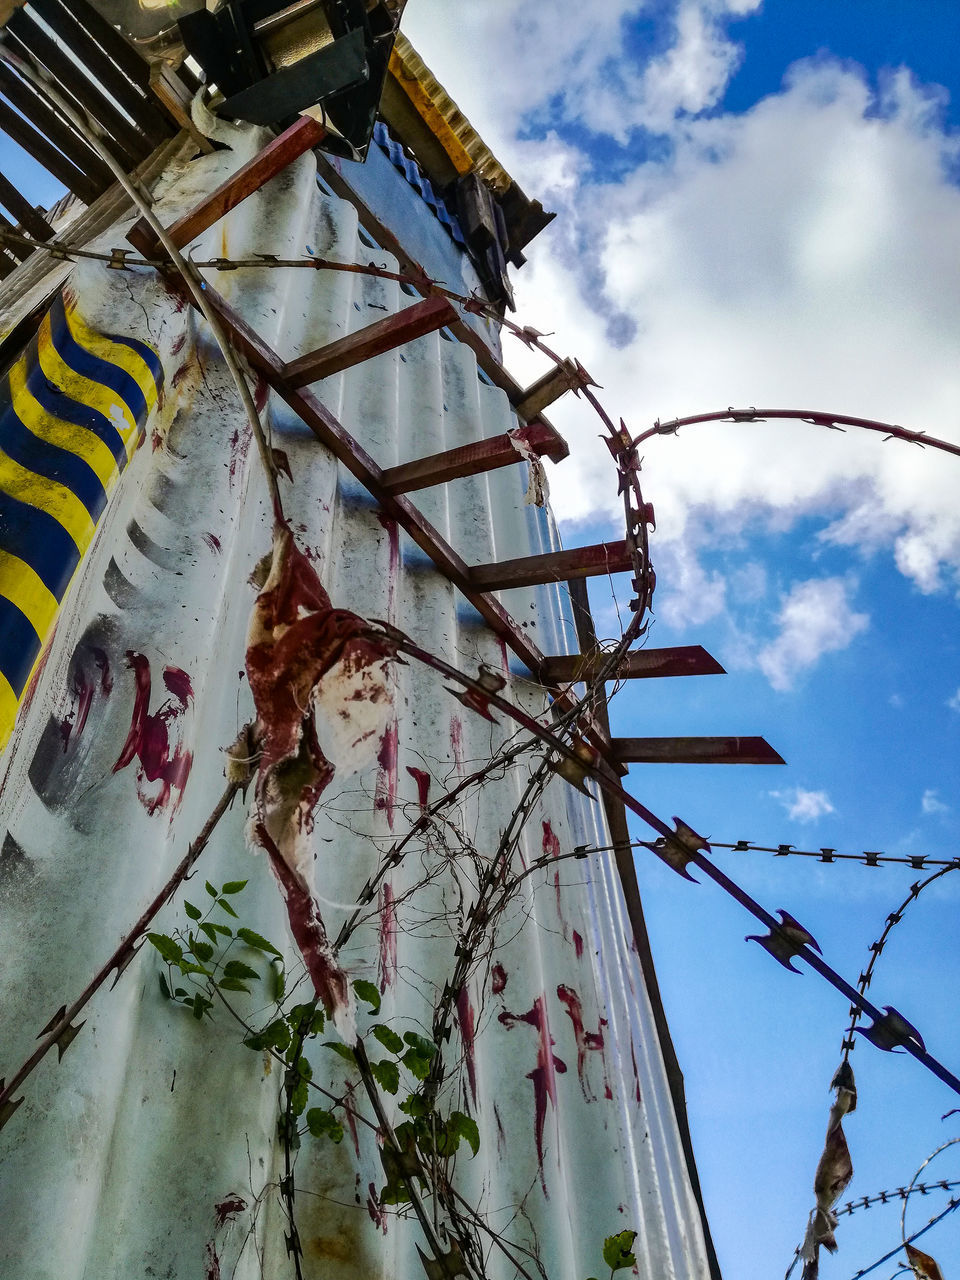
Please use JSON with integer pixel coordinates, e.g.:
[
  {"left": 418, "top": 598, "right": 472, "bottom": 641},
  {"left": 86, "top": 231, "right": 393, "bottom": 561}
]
[{"left": 0, "top": 129, "right": 711, "bottom": 1280}]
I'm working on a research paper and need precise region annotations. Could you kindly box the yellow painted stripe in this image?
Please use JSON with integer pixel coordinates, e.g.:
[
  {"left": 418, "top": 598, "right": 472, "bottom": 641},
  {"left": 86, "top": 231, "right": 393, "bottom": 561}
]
[
  {"left": 37, "top": 316, "right": 140, "bottom": 462},
  {"left": 0, "top": 667, "right": 19, "bottom": 751},
  {"left": 0, "top": 547, "right": 59, "bottom": 640},
  {"left": 63, "top": 299, "right": 160, "bottom": 416},
  {"left": 9, "top": 355, "right": 121, "bottom": 493},
  {"left": 0, "top": 439, "right": 94, "bottom": 552}
]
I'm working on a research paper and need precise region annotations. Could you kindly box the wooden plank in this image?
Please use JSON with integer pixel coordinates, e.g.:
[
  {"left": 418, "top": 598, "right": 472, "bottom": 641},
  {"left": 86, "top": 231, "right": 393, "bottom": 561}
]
[
  {"left": 0, "top": 98, "right": 101, "bottom": 204},
  {"left": 61, "top": 0, "right": 152, "bottom": 90},
  {"left": 380, "top": 421, "right": 568, "bottom": 495},
  {"left": 0, "top": 63, "right": 114, "bottom": 194},
  {"left": 470, "top": 540, "right": 633, "bottom": 591},
  {"left": 149, "top": 66, "right": 215, "bottom": 157},
  {"left": 127, "top": 115, "right": 326, "bottom": 258},
  {"left": 6, "top": 12, "right": 150, "bottom": 169},
  {"left": 540, "top": 645, "right": 726, "bottom": 683},
  {"left": 612, "top": 736, "right": 785, "bottom": 765},
  {"left": 0, "top": 170, "right": 53, "bottom": 241},
  {"left": 284, "top": 296, "right": 457, "bottom": 387},
  {"left": 515, "top": 362, "right": 584, "bottom": 422}
]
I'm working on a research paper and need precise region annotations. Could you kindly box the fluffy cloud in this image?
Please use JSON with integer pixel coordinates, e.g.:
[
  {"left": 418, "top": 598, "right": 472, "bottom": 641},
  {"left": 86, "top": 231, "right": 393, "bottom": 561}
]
[
  {"left": 948, "top": 689, "right": 960, "bottom": 712},
  {"left": 921, "top": 788, "right": 950, "bottom": 814},
  {"left": 756, "top": 577, "right": 869, "bottom": 690},
  {"left": 769, "top": 787, "right": 835, "bottom": 823}
]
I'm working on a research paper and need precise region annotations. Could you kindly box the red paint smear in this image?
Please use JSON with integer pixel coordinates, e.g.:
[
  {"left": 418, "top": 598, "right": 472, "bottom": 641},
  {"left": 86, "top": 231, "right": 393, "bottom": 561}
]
[
  {"left": 204, "top": 1243, "right": 221, "bottom": 1280},
  {"left": 491, "top": 962, "right": 507, "bottom": 995},
  {"left": 112, "top": 653, "right": 192, "bottom": 815},
  {"left": 344, "top": 1102, "right": 361, "bottom": 1158},
  {"left": 406, "top": 765, "right": 430, "bottom": 811},
  {"left": 542, "top": 821, "right": 567, "bottom": 935},
  {"left": 455, "top": 986, "right": 478, "bottom": 1106},
  {"left": 497, "top": 637, "right": 509, "bottom": 674},
  {"left": 557, "top": 985, "right": 606, "bottom": 1102},
  {"left": 253, "top": 375, "right": 269, "bottom": 413},
  {"left": 213, "top": 1195, "right": 246, "bottom": 1229},
  {"left": 449, "top": 715, "right": 464, "bottom": 774},
  {"left": 377, "top": 514, "right": 400, "bottom": 625},
  {"left": 366, "top": 1182, "right": 387, "bottom": 1234},
  {"left": 498, "top": 995, "right": 567, "bottom": 1193},
  {"left": 378, "top": 883, "right": 397, "bottom": 994},
  {"left": 202, "top": 532, "right": 222, "bottom": 555},
  {"left": 630, "top": 1041, "right": 642, "bottom": 1105},
  {"left": 92, "top": 647, "right": 112, "bottom": 694},
  {"left": 163, "top": 666, "right": 193, "bottom": 707},
  {"left": 171, "top": 334, "right": 186, "bottom": 355},
  {"left": 374, "top": 719, "right": 398, "bottom": 830},
  {"left": 573, "top": 930, "right": 584, "bottom": 959}
]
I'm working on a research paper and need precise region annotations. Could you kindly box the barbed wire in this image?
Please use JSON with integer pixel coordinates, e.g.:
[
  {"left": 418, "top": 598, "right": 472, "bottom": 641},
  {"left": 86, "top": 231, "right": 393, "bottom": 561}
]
[{"left": 837, "top": 1179, "right": 960, "bottom": 1217}]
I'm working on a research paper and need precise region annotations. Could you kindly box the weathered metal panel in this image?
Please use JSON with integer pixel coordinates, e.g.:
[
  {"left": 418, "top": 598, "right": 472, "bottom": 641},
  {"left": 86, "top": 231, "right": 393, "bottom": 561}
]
[{"left": 0, "top": 129, "right": 710, "bottom": 1280}]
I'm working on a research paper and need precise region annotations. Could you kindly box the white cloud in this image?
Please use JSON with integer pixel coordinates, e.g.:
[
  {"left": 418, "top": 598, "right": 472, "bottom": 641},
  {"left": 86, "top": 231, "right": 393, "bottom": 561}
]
[
  {"left": 922, "top": 788, "right": 950, "bottom": 815},
  {"left": 755, "top": 577, "right": 869, "bottom": 690},
  {"left": 770, "top": 787, "right": 835, "bottom": 823},
  {"left": 947, "top": 689, "right": 960, "bottom": 712}
]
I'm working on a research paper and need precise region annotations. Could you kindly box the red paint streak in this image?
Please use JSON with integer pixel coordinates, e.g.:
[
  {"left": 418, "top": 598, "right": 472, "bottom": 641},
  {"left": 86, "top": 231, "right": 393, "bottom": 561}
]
[
  {"left": 449, "top": 715, "right": 464, "bottom": 774},
  {"left": 366, "top": 1183, "right": 387, "bottom": 1234},
  {"left": 202, "top": 532, "right": 222, "bottom": 554},
  {"left": 374, "top": 719, "right": 398, "bottom": 830},
  {"left": 573, "top": 930, "right": 584, "bottom": 959},
  {"left": 455, "top": 986, "right": 478, "bottom": 1106},
  {"left": 498, "top": 995, "right": 567, "bottom": 1192},
  {"left": 163, "top": 666, "right": 193, "bottom": 707},
  {"left": 377, "top": 514, "right": 400, "bottom": 625},
  {"left": 630, "top": 1042, "right": 642, "bottom": 1105},
  {"left": 406, "top": 766, "right": 430, "bottom": 811},
  {"left": 213, "top": 1195, "right": 246, "bottom": 1229},
  {"left": 253, "top": 375, "right": 269, "bottom": 413},
  {"left": 344, "top": 1102, "right": 361, "bottom": 1158},
  {"left": 204, "top": 1243, "right": 221, "bottom": 1280},
  {"left": 171, "top": 334, "right": 186, "bottom": 355},
  {"left": 92, "top": 647, "right": 112, "bottom": 694},
  {"left": 112, "top": 653, "right": 193, "bottom": 815},
  {"left": 73, "top": 668, "right": 94, "bottom": 738},
  {"left": 378, "top": 883, "right": 397, "bottom": 994},
  {"left": 542, "top": 821, "right": 567, "bottom": 935},
  {"left": 492, "top": 962, "right": 507, "bottom": 995},
  {"left": 557, "top": 985, "right": 606, "bottom": 1101}
]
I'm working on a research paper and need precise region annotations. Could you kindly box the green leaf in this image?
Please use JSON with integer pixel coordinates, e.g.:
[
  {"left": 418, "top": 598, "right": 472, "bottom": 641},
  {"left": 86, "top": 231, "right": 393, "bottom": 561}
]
[
  {"left": 372, "top": 1024, "right": 404, "bottom": 1055},
  {"left": 210, "top": 923, "right": 233, "bottom": 938},
  {"left": 370, "top": 1059, "right": 400, "bottom": 1095},
  {"left": 602, "top": 1231, "right": 637, "bottom": 1274},
  {"left": 352, "top": 978, "right": 381, "bottom": 1015},
  {"left": 289, "top": 1004, "right": 324, "bottom": 1036},
  {"left": 237, "top": 927, "right": 282, "bottom": 957},
  {"left": 323, "top": 1042, "right": 356, "bottom": 1065},
  {"left": 158, "top": 972, "right": 171, "bottom": 1000},
  {"left": 205, "top": 881, "right": 218, "bottom": 898},
  {"left": 265, "top": 1019, "right": 292, "bottom": 1054},
  {"left": 398, "top": 1094, "right": 428, "bottom": 1118},
  {"left": 447, "top": 1111, "right": 480, "bottom": 1157},
  {"left": 243, "top": 1032, "right": 267, "bottom": 1051},
  {"left": 190, "top": 939, "right": 215, "bottom": 963},
  {"left": 147, "top": 933, "right": 183, "bottom": 964},
  {"left": 199, "top": 923, "right": 220, "bottom": 944},
  {"left": 306, "top": 1108, "right": 344, "bottom": 1143},
  {"left": 216, "top": 898, "right": 239, "bottom": 919},
  {"left": 218, "top": 976, "right": 251, "bottom": 993},
  {"left": 223, "top": 961, "right": 260, "bottom": 982},
  {"left": 184, "top": 901, "right": 202, "bottom": 921},
  {"left": 177, "top": 960, "right": 213, "bottom": 977},
  {"left": 271, "top": 961, "right": 286, "bottom": 1003},
  {"left": 221, "top": 879, "right": 248, "bottom": 894},
  {"left": 400, "top": 1049, "right": 432, "bottom": 1081},
  {"left": 402, "top": 1032, "right": 436, "bottom": 1059},
  {"left": 288, "top": 1075, "right": 309, "bottom": 1118},
  {"left": 379, "top": 1181, "right": 411, "bottom": 1206}
]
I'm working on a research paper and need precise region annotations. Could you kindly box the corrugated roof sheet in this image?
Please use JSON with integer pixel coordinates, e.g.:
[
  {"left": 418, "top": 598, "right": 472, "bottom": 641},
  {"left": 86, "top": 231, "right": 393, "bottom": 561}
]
[{"left": 372, "top": 119, "right": 466, "bottom": 246}]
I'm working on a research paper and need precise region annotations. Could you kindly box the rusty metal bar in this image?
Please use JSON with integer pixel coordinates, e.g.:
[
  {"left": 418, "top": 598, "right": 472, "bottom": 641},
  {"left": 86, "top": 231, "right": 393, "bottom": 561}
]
[
  {"left": 612, "top": 736, "right": 785, "bottom": 765},
  {"left": 284, "top": 296, "right": 457, "bottom": 387},
  {"left": 380, "top": 421, "right": 567, "bottom": 495},
  {"left": 127, "top": 115, "right": 326, "bottom": 257},
  {"left": 470, "top": 540, "right": 633, "bottom": 591},
  {"left": 540, "top": 645, "right": 725, "bottom": 683},
  {"left": 515, "top": 361, "right": 584, "bottom": 422}
]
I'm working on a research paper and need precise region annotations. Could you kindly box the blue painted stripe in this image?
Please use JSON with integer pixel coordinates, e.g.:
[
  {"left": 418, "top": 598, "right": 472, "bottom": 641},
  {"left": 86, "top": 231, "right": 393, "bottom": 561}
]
[
  {"left": 23, "top": 335, "right": 128, "bottom": 470},
  {"left": 48, "top": 295, "right": 148, "bottom": 424},
  {"left": 0, "top": 378, "right": 108, "bottom": 521},
  {"left": 0, "top": 593, "right": 42, "bottom": 697},
  {"left": 0, "top": 487, "right": 80, "bottom": 599},
  {"left": 108, "top": 330, "right": 164, "bottom": 390}
]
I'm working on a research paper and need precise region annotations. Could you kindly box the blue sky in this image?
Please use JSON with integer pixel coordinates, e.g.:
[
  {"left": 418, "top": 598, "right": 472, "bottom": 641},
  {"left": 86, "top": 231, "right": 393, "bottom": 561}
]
[{"left": 403, "top": 2, "right": 960, "bottom": 1277}]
